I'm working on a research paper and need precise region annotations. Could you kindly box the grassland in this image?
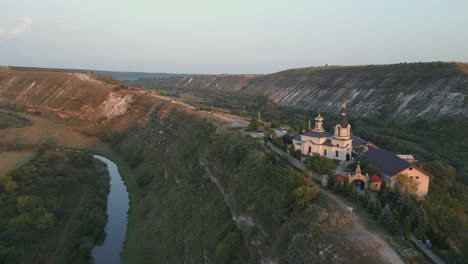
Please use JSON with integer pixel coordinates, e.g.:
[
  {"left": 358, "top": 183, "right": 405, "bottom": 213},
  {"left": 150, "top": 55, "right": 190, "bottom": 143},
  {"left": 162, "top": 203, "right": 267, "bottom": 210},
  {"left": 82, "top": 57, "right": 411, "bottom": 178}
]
[
  {"left": 0, "top": 151, "right": 36, "bottom": 177},
  {"left": 0, "top": 112, "right": 98, "bottom": 148}
]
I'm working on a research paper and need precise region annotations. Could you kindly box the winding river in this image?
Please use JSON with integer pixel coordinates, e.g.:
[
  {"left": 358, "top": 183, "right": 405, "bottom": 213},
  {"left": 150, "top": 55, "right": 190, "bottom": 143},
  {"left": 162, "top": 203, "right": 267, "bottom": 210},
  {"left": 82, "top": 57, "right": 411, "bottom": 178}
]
[{"left": 91, "top": 155, "right": 129, "bottom": 264}]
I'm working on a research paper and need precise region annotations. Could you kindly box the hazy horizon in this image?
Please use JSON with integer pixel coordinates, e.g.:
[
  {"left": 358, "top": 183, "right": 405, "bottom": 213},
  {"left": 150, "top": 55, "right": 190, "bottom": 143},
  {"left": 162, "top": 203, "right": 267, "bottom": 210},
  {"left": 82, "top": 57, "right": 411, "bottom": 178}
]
[{"left": 2, "top": 0, "right": 468, "bottom": 74}]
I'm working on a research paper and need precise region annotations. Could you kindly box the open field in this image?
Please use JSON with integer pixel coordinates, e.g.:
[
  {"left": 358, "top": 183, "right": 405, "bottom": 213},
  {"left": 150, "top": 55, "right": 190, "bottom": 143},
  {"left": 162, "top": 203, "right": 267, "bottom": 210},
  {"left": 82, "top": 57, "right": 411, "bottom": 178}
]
[
  {"left": 0, "top": 151, "right": 36, "bottom": 176},
  {"left": 0, "top": 112, "right": 98, "bottom": 148}
]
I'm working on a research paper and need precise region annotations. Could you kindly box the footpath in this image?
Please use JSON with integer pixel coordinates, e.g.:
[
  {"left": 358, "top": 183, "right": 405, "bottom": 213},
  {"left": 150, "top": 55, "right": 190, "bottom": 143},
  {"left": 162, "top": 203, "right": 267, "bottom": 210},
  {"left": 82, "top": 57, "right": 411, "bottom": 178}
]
[{"left": 410, "top": 234, "right": 446, "bottom": 264}]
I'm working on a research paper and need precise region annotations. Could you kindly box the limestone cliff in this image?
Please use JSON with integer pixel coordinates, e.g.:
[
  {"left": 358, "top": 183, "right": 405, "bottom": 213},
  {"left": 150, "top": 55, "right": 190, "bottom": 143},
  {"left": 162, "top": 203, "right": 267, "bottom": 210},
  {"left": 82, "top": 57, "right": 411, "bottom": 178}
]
[{"left": 134, "top": 62, "right": 468, "bottom": 121}]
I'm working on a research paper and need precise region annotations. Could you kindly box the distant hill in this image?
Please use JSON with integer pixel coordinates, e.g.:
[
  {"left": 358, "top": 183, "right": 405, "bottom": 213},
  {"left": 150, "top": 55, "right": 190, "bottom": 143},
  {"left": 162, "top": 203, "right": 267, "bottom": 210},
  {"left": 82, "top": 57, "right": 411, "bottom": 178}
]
[
  {"left": 75, "top": 69, "right": 189, "bottom": 81},
  {"left": 3, "top": 66, "right": 190, "bottom": 81},
  {"left": 134, "top": 62, "right": 468, "bottom": 121},
  {"left": 0, "top": 66, "right": 188, "bottom": 131}
]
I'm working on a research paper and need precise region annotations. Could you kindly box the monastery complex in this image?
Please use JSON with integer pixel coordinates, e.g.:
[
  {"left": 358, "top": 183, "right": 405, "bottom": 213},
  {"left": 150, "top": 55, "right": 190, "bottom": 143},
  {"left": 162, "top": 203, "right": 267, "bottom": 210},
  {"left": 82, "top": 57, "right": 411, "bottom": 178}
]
[{"left": 292, "top": 105, "right": 432, "bottom": 197}]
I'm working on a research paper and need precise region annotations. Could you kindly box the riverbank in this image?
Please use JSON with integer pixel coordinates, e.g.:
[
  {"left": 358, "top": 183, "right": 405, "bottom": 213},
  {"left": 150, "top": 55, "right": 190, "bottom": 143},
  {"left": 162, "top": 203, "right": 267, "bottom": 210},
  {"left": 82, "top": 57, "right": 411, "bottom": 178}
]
[
  {"left": 88, "top": 145, "right": 141, "bottom": 264},
  {"left": 91, "top": 155, "right": 130, "bottom": 264}
]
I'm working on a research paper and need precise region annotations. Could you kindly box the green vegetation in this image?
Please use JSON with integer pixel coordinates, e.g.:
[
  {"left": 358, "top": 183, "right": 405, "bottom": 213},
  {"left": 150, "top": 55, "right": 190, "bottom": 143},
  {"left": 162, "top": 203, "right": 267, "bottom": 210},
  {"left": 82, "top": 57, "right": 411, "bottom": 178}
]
[
  {"left": 100, "top": 112, "right": 345, "bottom": 263},
  {"left": 328, "top": 162, "right": 467, "bottom": 263},
  {"left": 0, "top": 151, "right": 109, "bottom": 264},
  {"left": 304, "top": 154, "right": 337, "bottom": 175},
  {"left": 0, "top": 111, "right": 32, "bottom": 129}
]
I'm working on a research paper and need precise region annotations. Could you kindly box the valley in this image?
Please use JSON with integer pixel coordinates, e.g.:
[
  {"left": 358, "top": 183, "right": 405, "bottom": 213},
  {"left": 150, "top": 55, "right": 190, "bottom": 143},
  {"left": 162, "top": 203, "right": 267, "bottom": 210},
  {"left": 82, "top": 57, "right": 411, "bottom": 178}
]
[{"left": 0, "top": 66, "right": 466, "bottom": 264}]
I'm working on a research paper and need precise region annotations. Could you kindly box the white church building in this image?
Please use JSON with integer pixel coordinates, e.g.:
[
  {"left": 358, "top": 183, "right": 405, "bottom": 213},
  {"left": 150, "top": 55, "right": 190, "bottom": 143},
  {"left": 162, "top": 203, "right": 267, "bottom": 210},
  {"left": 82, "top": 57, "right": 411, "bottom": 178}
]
[
  {"left": 291, "top": 104, "right": 433, "bottom": 197},
  {"left": 292, "top": 104, "right": 360, "bottom": 161}
]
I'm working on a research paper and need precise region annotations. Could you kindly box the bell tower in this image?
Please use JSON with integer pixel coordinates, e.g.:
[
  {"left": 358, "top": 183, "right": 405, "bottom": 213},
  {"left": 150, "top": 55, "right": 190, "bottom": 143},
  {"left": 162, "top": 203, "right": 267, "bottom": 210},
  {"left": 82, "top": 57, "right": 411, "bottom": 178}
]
[{"left": 334, "top": 104, "right": 351, "bottom": 138}]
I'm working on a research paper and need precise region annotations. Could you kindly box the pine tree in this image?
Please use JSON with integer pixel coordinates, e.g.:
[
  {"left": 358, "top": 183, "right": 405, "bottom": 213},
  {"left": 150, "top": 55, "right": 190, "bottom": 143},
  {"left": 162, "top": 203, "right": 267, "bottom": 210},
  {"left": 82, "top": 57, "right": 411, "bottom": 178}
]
[
  {"left": 390, "top": 210, "right": 401, "bottom": 236},
  {"left": 403, "top": 215, "right": 411, "bottom": 239},
  {"left": 362, "top": 190, "right": 371, "bottom": 208},
  {"left": 417, "top": 216, "right": 427, "bottom": 239},
  {"left": 367, "top": 199, "right": 375, "bottom": 214},
  {"left": 396, "top": 192, "right": 410, "bottom": 217},
  {"left": 378, "top": 204, "right": 393, "bottom": 229},
  {"left": 378, "top": 181, "right": 388, "bottom": 206},
  {"left": 373, "top": 201, "right": 382, "bottom": 220},
  {"left": 343, "top": 176, "right": 350, "bottom": 195}
]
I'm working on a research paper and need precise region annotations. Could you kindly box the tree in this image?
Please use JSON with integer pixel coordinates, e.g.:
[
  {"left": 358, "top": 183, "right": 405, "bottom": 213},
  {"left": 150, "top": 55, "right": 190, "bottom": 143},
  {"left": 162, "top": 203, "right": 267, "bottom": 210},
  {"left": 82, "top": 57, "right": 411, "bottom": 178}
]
[
  {"left": 362, "top": 190, "right": 371, "bottom": 207},
  {"left": 17, "top": 195, "right": 43, "bottom": 213},
  {"left": 373, "top": 200, "right": 382, "bottom": 220},
  {"left": 403, "top": 216, "right": 411, "bottom": 239},
  {"left": 343, "top": 176, "right": 350, "bottom": 195},
  {"left": 304, "top": 154, "right": 337, "bottom": 175},
  {"left": 377, "top": 181, "right": 388, "bottom": 206},
  {"left": 394, "top": 173, "right": 419, "bottom": 194},
  {"left": 333, "top": 178, "right": 342, "bottom": 193},
  {"left": 367, "top": 200, "right": 376, "bottom": 214},
  {"left": 378, "top": 204, "right": 393, "bottom": 229},
  {"left": 4, "top": 181, "right": 18, "bottom": 192},
  {"left": 294, "top": 185, "right": 320, "bottom": 209},
  {"left": 390, "top": 210, "right": 401, "bottom": 236},
  {"left": 216, "top": 231, "right": 241, "bottom": 263},
  {"left": 396, "top": 192, "right": 410, "bottom": 217},
  {"left": 8, "top": 214, "right": 34, "bottom": 232},
  {"left": 246, "top": 119, "right": 259, "bottom": 132},
  {"left": 36, "top": 212, "right": 56, "bottom": 231},
  {"left": 423, "top": 161, "right": 456, "bottom": 187},
  {"left": 417, "top": 216, "right": 427, "bottom": 239}
]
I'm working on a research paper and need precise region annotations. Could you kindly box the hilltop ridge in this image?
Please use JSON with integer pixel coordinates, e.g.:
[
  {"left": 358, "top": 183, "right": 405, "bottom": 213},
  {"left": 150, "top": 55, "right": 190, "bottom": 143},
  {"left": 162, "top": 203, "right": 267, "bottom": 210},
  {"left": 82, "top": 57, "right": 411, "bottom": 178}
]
[
  {"left": 134, "top": 62, "right": 468, "bottom": 121},
  {"left": 0, "top": 67, "right": 191, "bottom": 132}
]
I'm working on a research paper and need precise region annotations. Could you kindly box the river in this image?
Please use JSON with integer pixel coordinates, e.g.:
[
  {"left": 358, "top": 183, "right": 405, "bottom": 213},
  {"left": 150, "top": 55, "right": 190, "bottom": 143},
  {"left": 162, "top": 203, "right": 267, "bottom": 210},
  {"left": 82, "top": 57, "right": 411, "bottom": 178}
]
[{"left": 91, "top": 155, "right": 129, "bottom": 264}]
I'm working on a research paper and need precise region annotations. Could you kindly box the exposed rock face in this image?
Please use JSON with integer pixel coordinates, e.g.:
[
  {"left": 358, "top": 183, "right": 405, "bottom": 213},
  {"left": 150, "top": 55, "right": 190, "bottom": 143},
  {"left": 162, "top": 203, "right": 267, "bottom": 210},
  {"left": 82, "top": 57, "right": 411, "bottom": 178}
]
[
  {"left": 0, "top": 67, "right": 183, "bottom": 130},
  {"left": 135, "top": 62, "right": 468, "bottom": 121}
]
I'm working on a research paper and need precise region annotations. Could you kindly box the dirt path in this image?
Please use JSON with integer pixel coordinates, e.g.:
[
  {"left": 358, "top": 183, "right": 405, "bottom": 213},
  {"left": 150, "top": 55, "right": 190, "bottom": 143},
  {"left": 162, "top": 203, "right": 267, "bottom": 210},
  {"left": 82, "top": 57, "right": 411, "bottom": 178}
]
[{"left": 320, "top": 189, "right": 404, "bottom": 264}]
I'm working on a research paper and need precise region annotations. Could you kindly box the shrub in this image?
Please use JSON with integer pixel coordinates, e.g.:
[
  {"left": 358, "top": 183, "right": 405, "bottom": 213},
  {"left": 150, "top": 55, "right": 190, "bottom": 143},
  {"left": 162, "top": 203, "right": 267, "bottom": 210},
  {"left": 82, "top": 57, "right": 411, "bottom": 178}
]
[
  {"left": 216, "top": 231, "right": 241, "bottom": 263},
  {"left": 294, "top": 185, "right": 320, "bottom": 209}
]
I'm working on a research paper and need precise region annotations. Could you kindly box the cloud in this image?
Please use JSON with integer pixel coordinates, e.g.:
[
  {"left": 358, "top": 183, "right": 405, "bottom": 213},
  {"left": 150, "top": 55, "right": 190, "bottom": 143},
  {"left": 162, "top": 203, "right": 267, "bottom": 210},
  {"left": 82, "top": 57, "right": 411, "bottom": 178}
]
[{"left": 0, "top": 18, "right": 33, "bottom": 39}]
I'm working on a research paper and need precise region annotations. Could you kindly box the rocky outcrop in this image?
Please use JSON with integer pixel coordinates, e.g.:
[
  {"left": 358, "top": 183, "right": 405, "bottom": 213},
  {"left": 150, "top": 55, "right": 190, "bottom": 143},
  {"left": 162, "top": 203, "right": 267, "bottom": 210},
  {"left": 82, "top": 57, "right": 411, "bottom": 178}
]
[{"left": 135, "top": 62, "right": 468, "bottom": 121}]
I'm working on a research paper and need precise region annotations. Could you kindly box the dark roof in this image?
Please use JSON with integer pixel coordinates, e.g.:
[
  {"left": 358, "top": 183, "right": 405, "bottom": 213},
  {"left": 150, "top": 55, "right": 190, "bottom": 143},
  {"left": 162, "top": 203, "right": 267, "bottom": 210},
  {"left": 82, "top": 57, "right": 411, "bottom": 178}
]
[
  {"left": 351, "top": 135, "right": 366, "bottom": 146},
  {"left": 302, "top": 131, "right": 333, "bottom": 138},
  {"left": 323, "top": 139, "right": 334, "bottom": 146},
  {"left": 360, "top": 146, "right": 411, "bottom": 176},
  {"left": 292, "top": 135, "right": 301, "bottom": 141}
]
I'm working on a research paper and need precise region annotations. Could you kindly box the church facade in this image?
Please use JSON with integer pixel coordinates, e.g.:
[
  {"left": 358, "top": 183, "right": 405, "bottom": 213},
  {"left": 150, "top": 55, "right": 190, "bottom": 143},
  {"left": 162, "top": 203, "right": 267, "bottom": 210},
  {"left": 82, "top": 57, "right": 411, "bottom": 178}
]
[{"left": 292, "top": 105, "right": 355, "bottom": 161}]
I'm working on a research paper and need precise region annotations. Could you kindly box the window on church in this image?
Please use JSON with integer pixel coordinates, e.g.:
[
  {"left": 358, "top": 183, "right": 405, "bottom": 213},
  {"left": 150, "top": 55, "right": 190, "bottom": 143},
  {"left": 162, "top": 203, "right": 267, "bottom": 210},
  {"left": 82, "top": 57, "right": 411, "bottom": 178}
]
[
  {"left": 336, "top": 144, "right": 339, "bottom": 147},
  {"left": 416, "top": 176, "right": 419, "bottom": 179},
  {"left": 324, "top": 149, "right": 327, "bottom": 155},
  {"left": 336, "top": 151, "right": 339, "bottom": 157},
  {"left": 338, "top": 127, "right": 341, "bottom": 135}
]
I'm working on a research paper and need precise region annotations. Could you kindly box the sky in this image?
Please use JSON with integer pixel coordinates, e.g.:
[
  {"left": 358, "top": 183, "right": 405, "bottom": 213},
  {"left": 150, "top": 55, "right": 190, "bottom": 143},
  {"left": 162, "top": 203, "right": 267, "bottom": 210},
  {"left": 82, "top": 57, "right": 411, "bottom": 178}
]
[{"left": 1, "top": 0, "right": 468, "bottom": 74}]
